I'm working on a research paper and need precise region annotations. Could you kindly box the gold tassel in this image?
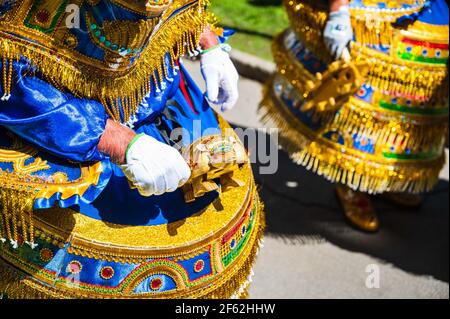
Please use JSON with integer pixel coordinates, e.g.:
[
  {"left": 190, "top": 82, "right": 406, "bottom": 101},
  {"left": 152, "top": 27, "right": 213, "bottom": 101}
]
[
  {"left": 0, "top": 187, "right": 36, "bottom": 248},
  {"left": 1, "top": 58, "right": 13, "bottom": 100}
]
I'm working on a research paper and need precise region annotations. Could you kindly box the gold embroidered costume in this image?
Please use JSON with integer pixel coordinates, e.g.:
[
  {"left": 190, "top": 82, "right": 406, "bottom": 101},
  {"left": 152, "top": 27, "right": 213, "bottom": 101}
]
[
  {"left": 260, "top": 0, "right": 448, "bottom": 194},
  {"left": 0, "top": 0, "right": 264, "bottom": 298}
]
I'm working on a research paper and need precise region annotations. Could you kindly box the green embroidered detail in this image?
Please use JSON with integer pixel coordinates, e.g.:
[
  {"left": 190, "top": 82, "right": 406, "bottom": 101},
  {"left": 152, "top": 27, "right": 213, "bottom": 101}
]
[
  {"left": 382, "top": 152, "right": 438, "bottom": 160},
  {"left": 24, "top": 0, "right": 69, "bottom": 34},
  {"left": 379, "top": 101, "right": 449, "bottom": 115},
  {"left": 397, "top": 52, "right": 448, "bottom": 65},
  {"left": 201, "top": 44, "right": 221, "bottom": 55},
  {"left": 222, "top": 209, "right": 255, "bottom": 267}
]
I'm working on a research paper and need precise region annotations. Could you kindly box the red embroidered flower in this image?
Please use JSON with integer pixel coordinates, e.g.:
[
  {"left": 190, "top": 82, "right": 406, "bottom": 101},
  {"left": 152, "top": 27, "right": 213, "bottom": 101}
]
[
  {"left": 35, "top": 9, "right": 50, "bottom": 23},
  {"left": 194, "top": 259, "right": 205, "bottom": 273},
  {"left": 150, "top": 277, "right": 163, "bottom": 291},
  {"left": 40, "top": 248, "right": 53, "bottom": 262}
]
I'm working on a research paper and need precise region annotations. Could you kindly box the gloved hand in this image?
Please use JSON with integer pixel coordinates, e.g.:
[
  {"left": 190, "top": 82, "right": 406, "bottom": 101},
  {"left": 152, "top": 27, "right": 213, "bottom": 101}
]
[
  {"left": 120, "top": 134, "right": 191, "bottom": 197},
  {"left": 323, "top": 5, "right": 353, "bottom": 59},
  {"left": 200, "top": 45, "right": 239, "bottom": 112}
]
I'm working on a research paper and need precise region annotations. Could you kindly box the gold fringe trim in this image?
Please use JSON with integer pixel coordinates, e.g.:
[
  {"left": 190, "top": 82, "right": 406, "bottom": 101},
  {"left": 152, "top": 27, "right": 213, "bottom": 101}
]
[
  {"left": 352, "top": 43, "right": 448, "bottom": 103},
  {"left": 0, "top": 260, "right": 54, "bottom": 299},
  {"left": 198, "top": 200, "right": 265, "bottom": 300},
  {"left": 0, "top": 187, "right": 36, "bottom": 249},
  {"left": 0, "top": 200, "right": 265, "bottom": 299},
  {"left": 0, "top": 0, "right": 213, "bottom": 123},
  {"left": 259, "top": 78, "right": 446, "bottom": 194},
  {"left": 0, "top": 160, "right": 104, "bottom": 249},
  {"left": 283, "top": 0, "right": 331, "bottom": 62}
]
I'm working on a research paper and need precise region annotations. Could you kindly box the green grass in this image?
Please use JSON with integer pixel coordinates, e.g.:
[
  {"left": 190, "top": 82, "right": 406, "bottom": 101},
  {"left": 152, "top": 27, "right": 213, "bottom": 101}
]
[{"left": 210, "top": 0, "right": 289, "bottom": 60}]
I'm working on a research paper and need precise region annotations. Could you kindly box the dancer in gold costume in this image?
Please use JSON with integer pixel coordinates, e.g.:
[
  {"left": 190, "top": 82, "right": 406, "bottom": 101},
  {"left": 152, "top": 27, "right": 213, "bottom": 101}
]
[{"left": 260, "top": 0, "right": 448, "bottom": 231}]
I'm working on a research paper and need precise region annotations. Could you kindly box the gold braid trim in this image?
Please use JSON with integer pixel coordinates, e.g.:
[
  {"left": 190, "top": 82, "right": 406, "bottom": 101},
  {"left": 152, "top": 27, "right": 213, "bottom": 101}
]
[
  {"left": 0, "top": 0, "right": 213, "bottom": 123},
  {"left": 0, "top": 200, "right": 265, "bottom": 299},
  {"left": 259, "top": 78, "right": 446, "bottom": 194},
  {"left": 0, "top": 187, "right": 36, "bottom": 248},
  {"left": 193, "top": 201, "right": 265, "bottom": 300}
]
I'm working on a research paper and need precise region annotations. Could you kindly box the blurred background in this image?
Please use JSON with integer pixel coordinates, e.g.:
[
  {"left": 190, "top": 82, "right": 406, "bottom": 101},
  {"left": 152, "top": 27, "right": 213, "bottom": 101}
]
[
  {"left": 211, "top": 0, "right": 287, "bottom": 61},
  {"left": 184, "top": 0, "right": 450, "bottom": 299}
]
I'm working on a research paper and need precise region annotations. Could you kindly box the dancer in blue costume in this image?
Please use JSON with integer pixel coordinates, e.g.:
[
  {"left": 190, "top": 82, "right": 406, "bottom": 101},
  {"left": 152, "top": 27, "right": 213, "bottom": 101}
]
[{"left": 0, "top": 0, "right": 263, "bottom": 298}]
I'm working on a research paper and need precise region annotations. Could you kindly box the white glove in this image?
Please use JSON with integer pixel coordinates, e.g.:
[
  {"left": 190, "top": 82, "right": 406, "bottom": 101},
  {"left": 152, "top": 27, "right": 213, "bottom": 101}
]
[
  {"left": 200, "top": 45, "right": 239, "bottom": 111},
  {"left": 323, "top": 5, "right": 353, "bottom": 59},
  {"left": 120, "top": 134, "right": 191, "bottom": 197}
]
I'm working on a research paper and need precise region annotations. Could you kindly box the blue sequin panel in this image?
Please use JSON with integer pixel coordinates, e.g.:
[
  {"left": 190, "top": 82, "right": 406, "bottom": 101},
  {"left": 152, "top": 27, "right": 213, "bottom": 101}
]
[{"left": 60, "top": 254, "right": 138, "bottom": 288}]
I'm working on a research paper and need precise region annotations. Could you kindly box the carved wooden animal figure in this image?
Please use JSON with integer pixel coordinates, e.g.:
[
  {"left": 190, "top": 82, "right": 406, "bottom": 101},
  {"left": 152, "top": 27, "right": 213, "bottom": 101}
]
[{"left": 182, "top": 135, "right": 248, "bottom": 203}]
